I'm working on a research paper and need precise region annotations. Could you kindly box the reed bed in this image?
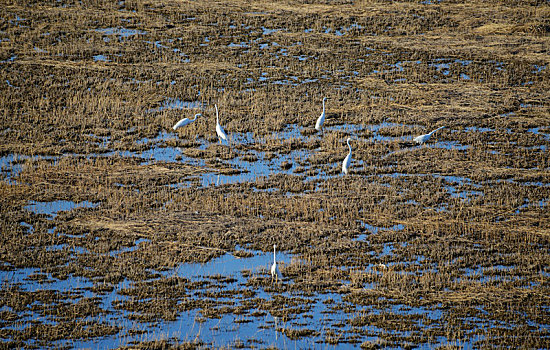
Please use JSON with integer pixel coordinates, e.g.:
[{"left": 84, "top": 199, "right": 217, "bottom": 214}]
[{"left": 1, "top": 0, "right": 549, "bottom": 348}]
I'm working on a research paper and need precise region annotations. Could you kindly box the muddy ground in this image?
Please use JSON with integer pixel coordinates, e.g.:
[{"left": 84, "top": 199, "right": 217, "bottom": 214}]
[{"left": 1, "top": 0, "right": 549, "bottom": 348}]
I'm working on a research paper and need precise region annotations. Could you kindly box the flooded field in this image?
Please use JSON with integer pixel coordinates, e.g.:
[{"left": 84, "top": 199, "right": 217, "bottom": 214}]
[{"left": 1, "top": 0, "right": 549, "bottom": 348}]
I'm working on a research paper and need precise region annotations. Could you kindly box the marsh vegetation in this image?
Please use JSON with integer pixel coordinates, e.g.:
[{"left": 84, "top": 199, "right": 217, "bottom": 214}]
[{"left": 1, "top": 0, "right": 549, "bottom": 348}]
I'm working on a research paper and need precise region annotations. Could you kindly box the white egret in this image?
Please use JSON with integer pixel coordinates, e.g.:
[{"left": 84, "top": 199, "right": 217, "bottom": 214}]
[
  {"left": 315, "top": 97, "right": 329, "bottom": 131},
  {"left": 215, "top": 104, "right": 229, "bottom": 144},
  {"left": 172, "top": 113, "right": 201, "bottom": 131},
  {"left": 342, "top": 137, "right": 353, "bottom": 175},
  {"left": 414, "top": 126, "right": 445, "bottom": 144},
  {"left": 271, "top": 244, "right": 282, "bottom": 283}
]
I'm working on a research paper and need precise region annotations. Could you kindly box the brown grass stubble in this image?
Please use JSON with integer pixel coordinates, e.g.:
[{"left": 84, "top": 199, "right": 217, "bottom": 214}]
[{"left": 0, "top": 0, "right": 549, "bottom": 347}]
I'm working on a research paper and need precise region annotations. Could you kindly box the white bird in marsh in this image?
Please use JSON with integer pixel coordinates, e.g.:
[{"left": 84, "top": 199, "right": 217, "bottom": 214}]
[
  {"left": 271, "top": 244, "right": 282, "bottom": 283},
  {"left": 414, "top": 126, "right": 445, "bottom": 144},
  {"left": 172, "top": 113, "right": 201, "bottom": 131},
  {"left": 215, "top": 104, "right": 229, "bottom": 145},
  {"left": 342, "top": 137, "right": 353, "bottom": 175},
  {"left": 315, "top": 97, "right": 329, "bottom": 132}
]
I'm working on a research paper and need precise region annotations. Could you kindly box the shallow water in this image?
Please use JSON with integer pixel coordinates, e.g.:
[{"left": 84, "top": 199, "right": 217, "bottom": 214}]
[
  {"left": 24, "top": 200, "right": 99, "bottom": 217},
  {"left": 5, "top": 198, "right": 484, "bottom": 348},
  {"left": 168, "top": 248, "right": 292, "bottom": 282},
  {"left": 0, "top": 238, "right": 360, "bottom": 349},
  {"left": 0, "top": 153, "right": 25, "bottom": 181},
  {"left": 3, "top": 1, "right": 550, "bottom": 348},
  {"left": 1, "top": 120, "right": 546, "bottom": 348},
  {"left": 93, "top": 54, "right": 109, "bottom": 62},
  {"left": 95, "top": 27, "right": 147, "bottom": 37},
  {"left": 354, "top": 221, "right": 406, "bottom": 242},
  {"left": 120, "top": 125, "right": 353, "bottom": 187}
]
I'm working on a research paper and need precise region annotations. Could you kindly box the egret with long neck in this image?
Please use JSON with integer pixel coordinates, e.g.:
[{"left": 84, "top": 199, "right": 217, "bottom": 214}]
[
  {"left": 215, "top": 104, "right": 229, "bottom": 145},
  {"left": 173, "top": 113, "right": 201, "bottom": 131},
  {"left": 342, "top": 137, "right": 353, "bottom": 175},
  {"left": 271, "top": 244, "right": 282, "bottom": 283},
  {"left": 315, "top": 97, "right": 328, "bottom": 132},
  {"left": 414, "top": 126, "right": 445, "bottom": 144}
]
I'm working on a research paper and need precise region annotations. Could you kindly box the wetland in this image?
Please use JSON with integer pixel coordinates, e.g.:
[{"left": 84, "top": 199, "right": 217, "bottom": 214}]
[{"left": 1, "top": 0, "right": 549, "bottom": 348}]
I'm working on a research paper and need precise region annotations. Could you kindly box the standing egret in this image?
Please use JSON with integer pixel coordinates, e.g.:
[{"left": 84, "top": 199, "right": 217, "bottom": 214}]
[
  {"left": 271, "top": 244, "right": 282, "bottom": 283},
  {"left": 342, "top": 137, "right": 353, "bottom": 175},
  {"left": 172, "top": 113, "right": 201, "bottom": 131},
  {"left": 215, "top": 104, "right": 229, "bottom": 145},
  {"left": 414, "top": 126, "right": 445, "bottom": 144},
  {"left": 315, "top": 97, "right": 329, "bottom": 132}
]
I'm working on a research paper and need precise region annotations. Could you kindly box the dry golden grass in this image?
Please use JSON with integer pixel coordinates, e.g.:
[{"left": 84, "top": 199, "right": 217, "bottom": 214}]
[{"left": 0, "top": 0, "right": 549, "bottom": 348}]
